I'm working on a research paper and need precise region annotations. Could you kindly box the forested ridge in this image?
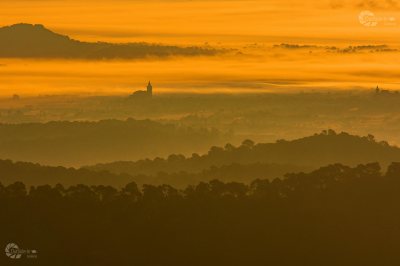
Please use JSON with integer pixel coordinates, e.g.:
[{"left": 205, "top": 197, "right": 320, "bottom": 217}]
[
  {"left": 0, "top": 118, "right": 224, "bottom": 166},
  {"left": 88, "top": 130, "right": 400, "bottom": 176},
  {"left": 2, "top": 131, "right": 400, "bottom": 188},
  {"left": 1, "top": 162, "right": 400, "bottom": 265},
  {"left": 0, "top": 158, "right": 310, "bottom": 188}
]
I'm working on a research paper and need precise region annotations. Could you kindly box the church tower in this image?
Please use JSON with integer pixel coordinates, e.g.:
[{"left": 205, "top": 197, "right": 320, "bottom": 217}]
[{"left": 147, "top": 81, "right": 153, "bottom": 96}]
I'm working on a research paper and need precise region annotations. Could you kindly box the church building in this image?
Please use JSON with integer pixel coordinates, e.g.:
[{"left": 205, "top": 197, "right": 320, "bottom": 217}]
[{"left": 130, "top": 81, "right": 153, "bottom": 98}]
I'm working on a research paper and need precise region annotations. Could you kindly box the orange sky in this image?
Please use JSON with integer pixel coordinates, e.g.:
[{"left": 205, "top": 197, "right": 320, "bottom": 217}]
[
  {"left": 1, "top": 0, "right": 399, "bottom": 44},
  {"left": 0, "top": 0, "right": 399, "bottom": 96}
]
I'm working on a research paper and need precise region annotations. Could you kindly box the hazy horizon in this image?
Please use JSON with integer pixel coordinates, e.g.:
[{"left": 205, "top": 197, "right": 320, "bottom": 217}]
[
  {"left": 1, "top": 45, "right": 399, "bottom": 96},
  {"left": 2, "top": 1, "right": 400, "bottom": 265},
  {"left": 0, "top": 0, "right": 399, "bottom": 95}
]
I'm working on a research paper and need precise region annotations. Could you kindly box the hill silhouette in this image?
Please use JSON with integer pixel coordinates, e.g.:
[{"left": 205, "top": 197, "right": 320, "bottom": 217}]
[
  {"left": 2, "top": 130, "right": 400, "bottom": 187},
  {"left": 0, "top": 159, "right": 310, "bottom": 188},
  {"left": 0, "top": 23, "right": 218, "bottom": 59},
  {"left": 0, "top": 118, "right": 225, "bottom": 166},
  {"left": 87, "top": 130, "right": 400, "bottom": 176},
  {"left": 0, "top": 159, "right": 134, "bottom": 187}
]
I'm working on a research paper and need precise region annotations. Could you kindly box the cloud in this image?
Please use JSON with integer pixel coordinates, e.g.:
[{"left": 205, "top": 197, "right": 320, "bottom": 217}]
[
  {"left": 357, "top": 0, "right": 398, "bottom": 9},
  {"left": 328, "top": 0, "right": 399, "bottom": 9},
  {"left": 329, "top": 0, "right": 346, "bottom": 9}
]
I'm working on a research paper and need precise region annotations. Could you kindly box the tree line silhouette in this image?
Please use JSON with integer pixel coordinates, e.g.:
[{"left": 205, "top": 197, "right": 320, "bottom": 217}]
[
  {"left": 0, "top": 118, "right": 224, "bottom": 166},
  {"left": 0, "top": 158, "right": 310, "bottom": 188},
  {"left": 2, "top": 162, "right": 400, "bottom": 265},
  {"left": 2, "top": 131, "right": 400, "bottom": 188},
  {"left": 88, "top": 131, "right": 400, "bottom": 176}
]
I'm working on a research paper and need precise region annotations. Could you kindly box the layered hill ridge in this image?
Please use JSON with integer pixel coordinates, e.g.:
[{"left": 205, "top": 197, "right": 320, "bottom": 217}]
[
  {"left": 0, "top": 119, "right": 225, "bottom": 166},
  {"left": 87, "top": 131, "right": 400, "bottom": 176},
  {"left": 0, "top": 159, "right": 311, "bottom": 188},
  {"left": 0, "top": 23, "right": 218, "bottom": 59},
  {"left": 1, "top": 131, "right": 400, "bottom": 188}
]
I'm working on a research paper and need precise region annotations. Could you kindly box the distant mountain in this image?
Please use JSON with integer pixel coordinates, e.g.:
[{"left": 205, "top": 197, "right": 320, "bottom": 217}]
[
  {"left": 87, "top": 131, "right": 400, "bottom": 176},
  {"left": 0, "top": 23, "right": 218, "bottom": 59}
]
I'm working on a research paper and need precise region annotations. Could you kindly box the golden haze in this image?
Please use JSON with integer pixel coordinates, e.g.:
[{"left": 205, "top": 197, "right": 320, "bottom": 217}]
[{"left": 0, "top": 0, "right": 399, "bottom": 96}]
